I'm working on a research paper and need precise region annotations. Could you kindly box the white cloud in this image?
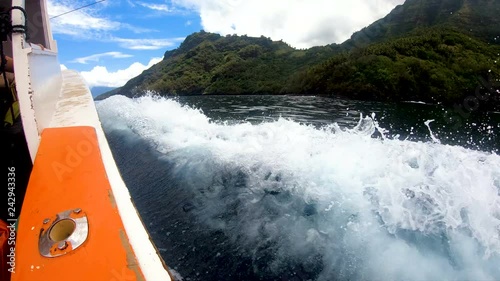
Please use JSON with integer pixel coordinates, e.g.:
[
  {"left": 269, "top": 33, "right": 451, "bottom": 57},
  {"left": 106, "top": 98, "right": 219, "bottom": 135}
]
[
  {"left": 48, "top": 0, "right": 119, "bottom": 37},
  {"left": 80, "top": 57, "right": 162, "bottom": 88},
  {"left": 48, "top": 0, "right": 154, "bottom": 37},
  {"left": 111, "top": 37, "right": 185, "bottom": 50},
  {"left": 137, "top": 2, "right": 171, "bottom": 12},
  {"left": 120, "top": 23, "right": 158, "bottom": 34},
  {"left": 60, "top": 64, "right": 67, "bottom": 70},
  {"left": 171, "top": 0, "right": 405, "bottom": 48},
  {"left": 126, "top": 0, "right": 136, "bottom": 7},
  {"left": 71, "top": 52, "right": 133, "bottom": 64}
]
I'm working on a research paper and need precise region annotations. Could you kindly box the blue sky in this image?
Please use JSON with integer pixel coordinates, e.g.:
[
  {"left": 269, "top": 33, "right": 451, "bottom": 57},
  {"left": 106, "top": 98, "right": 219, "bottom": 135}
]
[{"left": 47, "top": 0, "right": 404, "bottom": 89}]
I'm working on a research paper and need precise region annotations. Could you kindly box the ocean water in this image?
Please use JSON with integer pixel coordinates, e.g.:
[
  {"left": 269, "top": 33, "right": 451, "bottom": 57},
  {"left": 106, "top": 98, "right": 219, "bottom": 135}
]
[{"left": 96, "top": 95, "right": 500, "bottom": 281}]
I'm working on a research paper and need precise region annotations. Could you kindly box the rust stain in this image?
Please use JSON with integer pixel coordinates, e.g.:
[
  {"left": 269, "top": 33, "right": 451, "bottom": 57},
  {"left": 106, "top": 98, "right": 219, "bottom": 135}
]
[
  {"left": 119, "top": 229, "right": 145, "bottom": 281},
  {"left": 108, "top": 189, "right": 117, "bottom": 209}
]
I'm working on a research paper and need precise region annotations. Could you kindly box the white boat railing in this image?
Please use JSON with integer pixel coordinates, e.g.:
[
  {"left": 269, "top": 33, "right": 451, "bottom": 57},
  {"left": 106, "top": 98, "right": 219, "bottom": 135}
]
[{"left": 11, "top": 0, "right": 61, "bottom": 161}]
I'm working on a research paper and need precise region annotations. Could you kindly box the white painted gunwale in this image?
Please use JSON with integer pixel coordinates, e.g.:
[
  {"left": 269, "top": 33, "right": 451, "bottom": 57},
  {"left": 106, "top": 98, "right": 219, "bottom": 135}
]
[{"left": 11, "top": 1, "right": 171, "bottom": 280}]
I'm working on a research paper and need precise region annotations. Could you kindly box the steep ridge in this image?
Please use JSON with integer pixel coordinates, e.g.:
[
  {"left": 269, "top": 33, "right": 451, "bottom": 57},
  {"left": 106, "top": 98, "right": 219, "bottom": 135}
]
[
  {"left": 288, "top": 28, "right": 500, "bottom": 106},
  {"left": 100, "top": 31, "right": 340, "bottom": 98},
  {"left": 345, "top": 0, "right": 500, "bottom": 48}
]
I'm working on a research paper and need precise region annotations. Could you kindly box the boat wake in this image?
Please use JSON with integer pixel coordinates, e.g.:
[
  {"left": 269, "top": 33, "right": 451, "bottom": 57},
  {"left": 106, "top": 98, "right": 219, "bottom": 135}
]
[{"left": 97, "top": 95, "right": 500, "bottom": 281}]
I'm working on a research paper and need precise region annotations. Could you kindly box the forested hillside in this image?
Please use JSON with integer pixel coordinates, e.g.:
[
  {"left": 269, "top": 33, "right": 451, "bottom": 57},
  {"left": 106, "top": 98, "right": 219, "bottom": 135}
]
[
  {"left": 100, "top": 31, "right": 340, "bottom": 98},
  {"left": 287, "top": 28, "right": 500, "bottom": 104}
]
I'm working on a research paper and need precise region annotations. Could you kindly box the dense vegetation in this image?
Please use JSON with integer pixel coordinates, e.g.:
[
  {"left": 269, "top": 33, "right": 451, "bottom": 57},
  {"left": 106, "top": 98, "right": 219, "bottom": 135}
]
[
  {"left": 287, "top": 28, "right": 500, "bottom": 104},
  {"left": 345, "top": 0, "right": 500, "bottom": 48},
  {"left": 100, "top": 31, "right": 340, "bottom": 97},
  {"left": 99, "top": 0, "right": 500, "bottom": 108}
]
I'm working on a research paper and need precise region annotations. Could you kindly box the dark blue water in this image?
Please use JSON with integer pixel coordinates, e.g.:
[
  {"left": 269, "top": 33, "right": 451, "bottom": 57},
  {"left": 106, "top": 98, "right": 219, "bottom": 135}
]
[
  {"left": 174, "top": 95, "right": 499, "bottom": 152},
  {"left": 97, "top": 95, "right": 500, "bottom": 281}
]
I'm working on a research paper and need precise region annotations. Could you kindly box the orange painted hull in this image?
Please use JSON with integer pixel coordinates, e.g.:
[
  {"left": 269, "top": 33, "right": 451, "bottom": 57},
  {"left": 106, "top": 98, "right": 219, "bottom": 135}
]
[{"left": 13, "top": 126, "right": 145, "bottom": 280}]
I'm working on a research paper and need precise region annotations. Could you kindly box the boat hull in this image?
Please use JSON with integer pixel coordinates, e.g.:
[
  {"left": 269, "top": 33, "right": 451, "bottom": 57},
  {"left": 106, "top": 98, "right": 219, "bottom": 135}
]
[{"left": 13, "top": 126, "right": 144, "bottom": 280}]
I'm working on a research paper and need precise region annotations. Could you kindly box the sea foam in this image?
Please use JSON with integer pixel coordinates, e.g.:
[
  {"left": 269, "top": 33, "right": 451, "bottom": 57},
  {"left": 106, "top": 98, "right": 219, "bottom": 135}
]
[{"left": 97, "top": 95, "right": 500, "bottom": 280}]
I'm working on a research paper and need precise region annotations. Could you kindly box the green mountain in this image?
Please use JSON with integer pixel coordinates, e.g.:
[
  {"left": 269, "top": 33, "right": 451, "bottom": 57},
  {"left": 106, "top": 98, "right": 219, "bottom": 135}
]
[
  {"left": 98, "top": 0, "right": 500, "bottom": 107},
  {"left": 345, "top": 0, "right": 500, "bottom": 48},
  {"left": 98, "top": 32, "right": 340, "bottom": 98},
  {"left": 287, "top": 28, "right": 500, "bottom": 104}
]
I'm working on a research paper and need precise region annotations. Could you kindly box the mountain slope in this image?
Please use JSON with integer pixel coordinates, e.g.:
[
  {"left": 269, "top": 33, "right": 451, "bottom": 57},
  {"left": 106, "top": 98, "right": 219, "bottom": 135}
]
[
  {"left": 344, "top": 0, "right": 500, "bottom": 49},
  {"left": 286, "top": 28, "right": 500, "bottom": 105},
  {"left": 104, "top": 31, "right": 340, "bottom": 97}
]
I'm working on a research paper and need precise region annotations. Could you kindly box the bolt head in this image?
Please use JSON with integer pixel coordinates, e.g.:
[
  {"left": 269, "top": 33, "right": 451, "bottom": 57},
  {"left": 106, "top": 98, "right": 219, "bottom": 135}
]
[
  {"left": 73, "top": 208, "right": 82, "bottom": 214},
  {"left": 43, "top": 218, "right": 50, "bottom": 224},
  {"left": 57, "top": 241, "right": 67, "bottom": 250}
]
